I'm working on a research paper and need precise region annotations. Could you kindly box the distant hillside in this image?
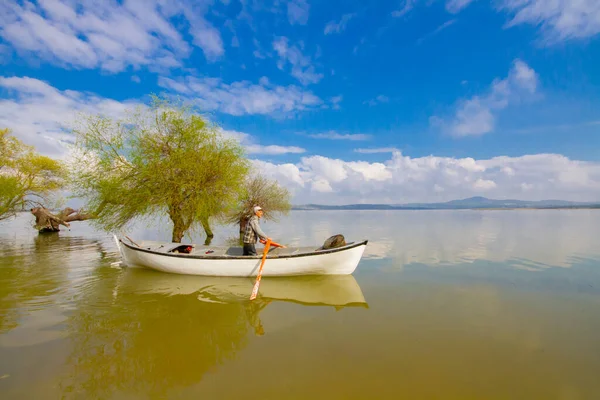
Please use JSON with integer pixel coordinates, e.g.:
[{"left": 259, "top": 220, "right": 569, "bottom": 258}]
[{"left": 292, "top": 197, "right": 600, "bottom": 211}]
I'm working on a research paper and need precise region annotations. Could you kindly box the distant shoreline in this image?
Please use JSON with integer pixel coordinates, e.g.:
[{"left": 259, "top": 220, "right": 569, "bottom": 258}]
[
  {"left": 292, "top": 196, "right": 600, "bottom": 211},
  {"left": 292, "top": 206, "right": 600, "bottom": 211}
]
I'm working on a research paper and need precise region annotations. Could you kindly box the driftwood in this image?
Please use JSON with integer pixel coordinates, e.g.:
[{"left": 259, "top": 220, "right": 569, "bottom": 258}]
[{"left": 30, "top": 207, "right": 95, "bottom": 233}]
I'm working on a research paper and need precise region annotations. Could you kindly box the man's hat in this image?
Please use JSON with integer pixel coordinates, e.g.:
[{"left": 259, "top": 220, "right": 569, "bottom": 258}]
[{"left": 253, "top": 205, "right": 262, "bottom": 213}]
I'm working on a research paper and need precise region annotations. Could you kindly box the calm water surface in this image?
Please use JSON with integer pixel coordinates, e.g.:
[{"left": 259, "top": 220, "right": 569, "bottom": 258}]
[{"left": 1, "top": 210, "right": 600, "bottom": 399}]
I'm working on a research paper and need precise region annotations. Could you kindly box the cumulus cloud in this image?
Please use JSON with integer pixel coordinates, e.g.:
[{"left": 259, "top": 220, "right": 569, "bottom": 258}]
[
  {"left": 0, "top": 0, "right": 223, "bottom": 72},
  {"left": 4, "top": 77, "right": 599, "bottom": 206},
  {"left": 0, "top": 76, "right": 308, "bottom": 158},
  {"left": 0, "top": 76, "right": 140, "bottom": 156},
  {"left": 324, "top": 13, "right": 356, "bottom": 35},
  {"left": 308, "top": 131, "right": 371, "bottom": 141},
  {"left": 256, "top": 151, "right": 600, "bottom": 204},
  {"left": 498, "top": 0, "right": 600, "bottom": 44},
  {"left": 431, "top": 59, "right": 539, "bottom": 137},
  {"left": 272, "top": 37, "right": 323, "bottom": 85},
  {"left": 158, "top": 75, "right": 323, "bottom": 116}
]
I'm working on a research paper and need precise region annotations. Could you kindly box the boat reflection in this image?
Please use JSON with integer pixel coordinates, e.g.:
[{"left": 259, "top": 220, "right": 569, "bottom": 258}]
[{"left": 116, "top": 267, "right": 369, "bottom": 309}]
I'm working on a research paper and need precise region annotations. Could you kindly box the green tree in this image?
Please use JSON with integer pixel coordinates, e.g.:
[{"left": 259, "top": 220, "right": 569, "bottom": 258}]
[
  {"left": 70, "top": 96, "right": 250, "bottom": 242},
  {"left": 227, "top": 173, "right": 292, "bottom": 241},
  {"left": 0, "top": 128, "right": 65, "bottom": 221}
]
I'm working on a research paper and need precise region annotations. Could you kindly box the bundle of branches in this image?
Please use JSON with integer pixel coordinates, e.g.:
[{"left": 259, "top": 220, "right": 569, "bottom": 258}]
[
  {"left": 226, "top": 174, "right": 291, "bottom": 240},
  {"left": 31, "top": 207, "right": 95, "bottom": 233}
]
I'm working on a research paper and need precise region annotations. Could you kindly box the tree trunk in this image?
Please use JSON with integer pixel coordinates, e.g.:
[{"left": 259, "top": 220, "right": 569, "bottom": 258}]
[
  {"left": 171, "top": 219, "right": 185, "bottom": 243},
  {"left": 30, "top": 207, "right": 94, "bottom": 233},
  {"left": 200, "top": 217, "right": 213, "bottom": 238},
  {"left": 168, "top": 204, "right": 186, "bottom": 243},
  {"left": 200, "top": 217, "right": 213, "bottom": 246}
]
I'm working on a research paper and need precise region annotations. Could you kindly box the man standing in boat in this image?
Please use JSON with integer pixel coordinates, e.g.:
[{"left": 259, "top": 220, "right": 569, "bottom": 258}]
[{"left": 243, "top": 205, "right": 271, "bottom": 256}]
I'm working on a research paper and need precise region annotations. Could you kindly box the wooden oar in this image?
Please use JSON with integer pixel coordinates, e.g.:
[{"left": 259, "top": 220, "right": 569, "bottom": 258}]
[
  {"left": 249, "top": 239, "right": 272, "bottom": 300},
  {"left": 125, "top": 235, "right": 141, "bottom": 247}
]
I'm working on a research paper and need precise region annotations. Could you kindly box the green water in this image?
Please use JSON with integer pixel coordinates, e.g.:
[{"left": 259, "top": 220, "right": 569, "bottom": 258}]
[{"left": 1, "top": 210, "right": 600, "bottom": 399}]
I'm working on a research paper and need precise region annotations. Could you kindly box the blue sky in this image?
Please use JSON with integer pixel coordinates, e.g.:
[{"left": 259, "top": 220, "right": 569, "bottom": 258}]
[{"left": 1, "top": 0, "right": 600, "bottom": 204}]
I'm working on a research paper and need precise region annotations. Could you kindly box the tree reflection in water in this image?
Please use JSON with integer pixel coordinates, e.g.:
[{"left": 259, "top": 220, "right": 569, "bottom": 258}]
[{"left": 59, "top": 271, "right": 255, "bottom": 398}]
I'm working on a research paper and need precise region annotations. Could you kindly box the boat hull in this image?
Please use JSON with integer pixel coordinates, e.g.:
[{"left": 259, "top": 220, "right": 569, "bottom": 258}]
[{"left": 116, "top": 238, "right": 368, "bottom": 277}]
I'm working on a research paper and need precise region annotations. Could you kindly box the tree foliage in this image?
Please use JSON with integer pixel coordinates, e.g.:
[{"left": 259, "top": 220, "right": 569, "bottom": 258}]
[
  {"left": 228, "top": 173, "right": 292, "bottom": 237},
  {"left": 0, "top": 128, "right": 66, "bottom": 221},
  {"left": 70, "top": 96, "right": 250, "bottom": 242}
]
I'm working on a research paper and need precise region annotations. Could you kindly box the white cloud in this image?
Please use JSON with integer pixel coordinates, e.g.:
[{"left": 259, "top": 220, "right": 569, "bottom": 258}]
[
  {"left": 446, "top": 0, "right": 476, "bottom": 14},
  {"left": 0, "top": 0, "right": 224, "bottom": 72},
  {"left": 272, "top": 37, "right": 323, "bottom": 85},
  {"left": 2, "top": 76, "right": 600, "bottom": 205},
  {"left": 311, "top": 179, "right": 334, "bottom": 193},
  {"left": 257, "top": 151, "right": 600, "bottom": 204},
  {"left": 364, "top": 95, "right": 390, "bottom": 106},
  {"left": 308, "top": 131, "right": 372, "bottom": 141},
  {"left": 392, "top": 0, "right": 414, "bottom": 17},
  {"left": 252, "top": 38, "right": 270, "bottom": 59},
  {"left": 184, "top": 13, "right": 224, "bottom": 62},
  {"left": 354, "top": 147, "right": 399, "bottom": 154},
  {"left": 0, "top": 76, "right": 307, "bottom": 159},
  {"left": 473, "top": 178, "right": 497, "bottom": 191},
  {"left": 246, "top": 145, "right": 305, "bottom": 155},
  {"left": 498, "top": 0, "right": 600, "bottom": 44},
  {"left": 287, "top": 0, "right": 310, "bottom": 25},
  {"left": 324, "top": 13, "right": 356, "bottom": 35},
  {"left": 252, "top": 159, "right": 306, "bottom": 188},
  {"left": 158, "top": 75, "right": 323, "bottom": 116},
  {"left": 0, "top": 76, "right": 140, "bottom": 156},
  {"left": 221, "top": 129, "right": 305, "bottom": 155},
  {"left": 432, "top": 59, "right": 539, "bottom": 137}
]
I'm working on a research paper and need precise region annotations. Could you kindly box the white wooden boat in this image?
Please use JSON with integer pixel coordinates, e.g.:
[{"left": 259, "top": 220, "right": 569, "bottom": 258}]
[
  {"left": 115, "top": 268, "right": 368, "bottom": 308},
  {"left": 114, "top": 236, "right": 368, "bottom": 277}
]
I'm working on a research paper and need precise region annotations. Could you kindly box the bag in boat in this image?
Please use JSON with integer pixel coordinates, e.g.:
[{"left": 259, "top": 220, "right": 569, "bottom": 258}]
[{"left": 320, "top": 234, "right": 346, "bottom": 250}]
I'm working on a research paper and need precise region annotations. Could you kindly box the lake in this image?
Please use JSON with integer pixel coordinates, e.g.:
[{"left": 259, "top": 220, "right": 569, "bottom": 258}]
[{"left": 1, "top": 210, "right": 600, "bottom": 399}]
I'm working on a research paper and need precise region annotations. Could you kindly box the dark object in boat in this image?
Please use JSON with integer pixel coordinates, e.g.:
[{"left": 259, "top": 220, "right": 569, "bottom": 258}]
[
  {"left": 320, "top": 234, "right": 346, "bottom": 250},
  {"left": 170, "top": 245, "right": 193, "bottom": 254}
]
